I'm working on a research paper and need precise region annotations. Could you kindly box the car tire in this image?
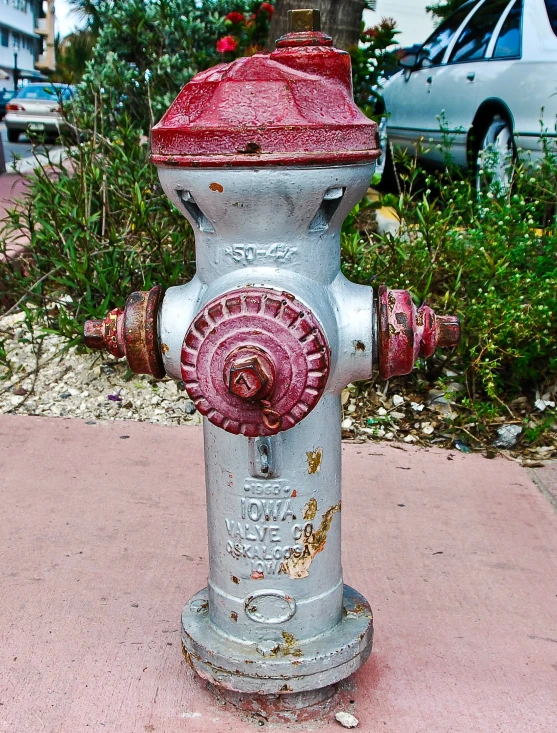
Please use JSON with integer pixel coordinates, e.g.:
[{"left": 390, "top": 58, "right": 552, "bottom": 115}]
[
  {"left": 7, "top": 129, "right": 19, "bottom": 143},
  {"left": 379, "top": 140, "right": 401, "bottom": 193},
  {"left": 475, "top": 114, "right": 515, "bottom": 194}
]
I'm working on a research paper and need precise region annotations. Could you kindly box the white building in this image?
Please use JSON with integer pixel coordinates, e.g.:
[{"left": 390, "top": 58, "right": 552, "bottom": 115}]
[{"left": 0, "top": 0, "right": 56, "bottom": 90}]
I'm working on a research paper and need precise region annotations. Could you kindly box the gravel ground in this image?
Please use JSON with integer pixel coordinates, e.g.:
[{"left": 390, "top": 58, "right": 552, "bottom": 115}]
[
  {"left": 1, "top": 312, "right": 555, "bottom": 468},
  {"left": 0, "top": 312, "right": 202, "bottom": 426}
]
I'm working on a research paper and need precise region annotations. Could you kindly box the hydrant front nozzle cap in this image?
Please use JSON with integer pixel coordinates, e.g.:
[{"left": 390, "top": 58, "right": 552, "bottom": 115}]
[{"left": 287, "top": 8, "right": 321, "bottom": 32}]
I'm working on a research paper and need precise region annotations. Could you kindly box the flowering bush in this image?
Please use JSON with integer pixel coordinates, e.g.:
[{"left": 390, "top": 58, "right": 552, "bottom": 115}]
[
  {"left": 350, "top": 17, "right": 399, "bottom": 117},
  {"left": 75, "top": 0, "right": 275, "bottom": 134},
  {"left": 216, "top": 35, "right": 239, "bottom": 53},
  {"left": 217, "top": 1, "right": 274, "bottom": 57},
  {"left": 225, "top": 11, "right": 246, "bottom": 24}
]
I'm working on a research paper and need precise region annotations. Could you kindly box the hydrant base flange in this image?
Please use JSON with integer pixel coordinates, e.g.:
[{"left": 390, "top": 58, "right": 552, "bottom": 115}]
[
  {"left": 181, "top": 584, "right": 373, "bottom": 695},
  {"left": 214, "top": 684, "right": 338, "bottom": 724}
]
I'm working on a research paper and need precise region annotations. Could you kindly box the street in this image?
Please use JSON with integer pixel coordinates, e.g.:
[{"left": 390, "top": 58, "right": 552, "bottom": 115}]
[
  {"left": 0, "top": 121, "right": 34, "bottom": 167},
  {"left": 1, "top": 121, "right": 63, "bottom": 173}
]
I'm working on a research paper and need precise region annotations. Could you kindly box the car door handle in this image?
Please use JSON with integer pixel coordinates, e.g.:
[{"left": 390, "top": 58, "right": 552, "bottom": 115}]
[{"left": 467, "top": 72, "right": 476, "bottom": 81}]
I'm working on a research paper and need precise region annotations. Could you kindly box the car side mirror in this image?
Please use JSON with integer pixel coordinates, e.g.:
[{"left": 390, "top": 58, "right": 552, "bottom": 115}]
[
  {"left": 399, "top": 54, "right": 418, "bottom": 70},
  {"left": 399, "top": 53, "right": 433, "bottom": 71}
]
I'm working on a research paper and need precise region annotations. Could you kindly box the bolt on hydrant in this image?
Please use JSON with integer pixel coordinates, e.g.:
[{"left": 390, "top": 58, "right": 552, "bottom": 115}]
[{"left": 84, "top": 9, "right": 460, "bottom": 722}]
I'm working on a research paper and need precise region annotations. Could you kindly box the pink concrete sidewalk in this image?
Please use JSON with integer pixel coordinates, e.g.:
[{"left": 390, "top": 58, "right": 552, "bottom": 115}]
[
  {"left": 0, "top": 173, "right": 28, "bottom": 221},
  {"left": 0, "top": 414, "right": 556, "bottom": 732},
  {"left": 530, "top": 461, "right": 557, "bottom": 509}
]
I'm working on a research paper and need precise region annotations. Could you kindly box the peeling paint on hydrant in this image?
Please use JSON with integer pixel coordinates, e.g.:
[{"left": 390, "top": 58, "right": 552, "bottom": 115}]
[{"left": 83, "top": 7, "right": 460, "bottom": 723}]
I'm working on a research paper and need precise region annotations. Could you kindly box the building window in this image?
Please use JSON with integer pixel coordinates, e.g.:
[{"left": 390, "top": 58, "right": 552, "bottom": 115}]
[{"left": 1, "top": 29, "right": 9, "bottom": 48}]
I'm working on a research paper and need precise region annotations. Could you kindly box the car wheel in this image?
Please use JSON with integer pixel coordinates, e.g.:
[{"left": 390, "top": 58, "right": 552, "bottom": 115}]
[
  {"left": 475, "top": 114, "right": 515, "bottom": 194},
  {"left": 378, "top": 140, "right": 401, "bottom": 193},
  {"left": 7, "top": 129, "right": 19, "bottom": 143}
]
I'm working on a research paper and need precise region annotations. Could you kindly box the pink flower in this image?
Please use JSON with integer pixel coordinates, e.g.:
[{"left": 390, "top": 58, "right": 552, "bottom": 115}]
[
  {"left": 226, "top": 11, "right": 245, "bottom": 24},
  {"left": 259, "top": 2, "right": 274, "bottom": 16},
  {"left": 216, "top": 35, "right": 238, "bottom": 53}
]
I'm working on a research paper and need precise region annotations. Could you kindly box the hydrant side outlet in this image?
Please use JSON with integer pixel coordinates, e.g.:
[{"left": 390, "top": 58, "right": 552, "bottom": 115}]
[
  {"left": 84, "top": 9, "right": 460, "bottom": 721},
  {"left": 83, "top": 285, "right": 165, "bottom": 379}
]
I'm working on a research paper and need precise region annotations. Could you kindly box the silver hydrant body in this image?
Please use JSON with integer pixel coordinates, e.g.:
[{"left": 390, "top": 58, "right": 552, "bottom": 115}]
[{"left": 84, "top": 9, "right": 459, "bottom": 719}]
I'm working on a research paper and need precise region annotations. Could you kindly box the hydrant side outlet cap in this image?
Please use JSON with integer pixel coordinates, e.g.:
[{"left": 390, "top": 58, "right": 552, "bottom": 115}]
[{"left": 151, "top": 35, "right": 379, "bottom": 168}]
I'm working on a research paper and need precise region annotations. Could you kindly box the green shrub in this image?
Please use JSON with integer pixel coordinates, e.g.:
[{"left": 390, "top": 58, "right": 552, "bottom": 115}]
[
  {"left": 76, "top": 0, "right": 275, "bottom": 133},
  {"left": 1, "top": 5, "right": 556, "bottom": 409},
  {"left": 349, "top": 16, "right": 399, "bottom": 117},
  {"left": 342, "top": 147, "right": 557, "bottom": 400},
  {"left": 1, "top": 120, "right": 193, "bottom": 343},
  {"left": 1, "top": 0, "right": 276, "bottom": 343}
]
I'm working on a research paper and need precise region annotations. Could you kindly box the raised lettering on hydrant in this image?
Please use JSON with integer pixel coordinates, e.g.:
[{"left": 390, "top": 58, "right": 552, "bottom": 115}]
[{"left": 83, "top": 8, "right": 460, "bottom": 722}]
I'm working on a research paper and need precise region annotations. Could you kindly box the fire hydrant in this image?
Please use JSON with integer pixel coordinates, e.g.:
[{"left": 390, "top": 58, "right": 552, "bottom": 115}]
[{"left": 84, "top": 9, "right": 459, "bottom": 721}]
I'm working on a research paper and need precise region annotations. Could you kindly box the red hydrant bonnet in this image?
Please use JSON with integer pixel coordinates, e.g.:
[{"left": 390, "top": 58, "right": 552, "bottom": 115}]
[{"left": 151, "top": 35, "right": 380, "bottom": 167}]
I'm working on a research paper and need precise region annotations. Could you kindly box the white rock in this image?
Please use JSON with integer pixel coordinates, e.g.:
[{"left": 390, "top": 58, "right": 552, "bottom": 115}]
[
  {"left": 335, "top": 711, "right": 359, "bottom": 728},
  {"left": 410, "top": 402, "right": 424, "bottom": 412},
  {"left": 422, "top": 424, "right": 434, "bottom": 435},
  {"left": 68, "top": 387, "right": 80, "bottom": 396},
  {"left": 164, "top": 381, "right": 178, "bottom": 395},
  {"left": 392, "top": 394, "right": 405, "bottom": 407},
  {"left": 535, "top": 398, "right": 555, "bottom": 412},
  {"left": 403, "top": 435, "right": 417, "bottom": 443},
  {"left": 347, "top": 403, "right": 356, "bottom": 413},
  {"left": 341, "top": 418, "right": 353, "bottom": 429},
  {"left": 492, "top": 424, "right": 522, "bottom": 448},
  {"left": 376, "top": 407, "right": 387, "bottom": 416}
]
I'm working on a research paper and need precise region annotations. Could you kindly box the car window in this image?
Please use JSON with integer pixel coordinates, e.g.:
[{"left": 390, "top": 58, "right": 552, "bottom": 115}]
[
  {"left": 16, "top": 86, "right": 72, "bottom": 101},
  {"left": 449, "top": 0, "right": 510, "bottom": 62},
  {"left": 544, "top": 0, "right": 557, "bottom": 35},
  {"left": 418, "top": 1, "right": 478, "bottom": 67},
  {"left": 493, "top": 0, "right": 523, "bottom": 58}
]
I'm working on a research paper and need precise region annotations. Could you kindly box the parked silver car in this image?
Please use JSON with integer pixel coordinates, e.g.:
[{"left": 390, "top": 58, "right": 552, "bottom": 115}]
[
  {"left": 380, "top": 0, "right": 557, "bottom": 187},
  {"left": 4, "top": 83, "right": 75, "bottom": 143}
]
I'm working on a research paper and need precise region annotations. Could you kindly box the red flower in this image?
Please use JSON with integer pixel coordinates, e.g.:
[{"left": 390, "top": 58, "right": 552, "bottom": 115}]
[
  {"left": 380, "top": 17, "right": 397, "bottom": 32},
  {"left": 216, "top": 35, "right": 238, "bottom": 53},
  {"left": 259, "top": 2, "right": 274, "bottom": 16},
  {"left": 226, "top": 11, "right": 245, "bottom": 24}
]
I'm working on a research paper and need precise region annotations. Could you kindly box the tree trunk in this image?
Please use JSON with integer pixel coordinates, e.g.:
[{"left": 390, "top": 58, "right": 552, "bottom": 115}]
[{"left": 268, "top": 0, "right": 367, "bottom": 51}]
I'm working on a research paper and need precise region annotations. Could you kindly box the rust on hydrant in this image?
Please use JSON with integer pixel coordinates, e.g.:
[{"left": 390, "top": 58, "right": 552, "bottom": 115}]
[
  {"left": 224, "top": 347, "right": 276, "bottom": 401},
  {"left": 377, "top": 285, "right": 460, "bottom": 380},
  {"left": 83, "top": 285, "right": 165, "bottom": 379}
]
